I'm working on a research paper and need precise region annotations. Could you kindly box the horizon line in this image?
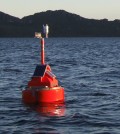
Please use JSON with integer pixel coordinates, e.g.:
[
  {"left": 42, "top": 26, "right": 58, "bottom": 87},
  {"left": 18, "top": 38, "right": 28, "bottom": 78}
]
[{"left": 0, "top": 9, "right": 119, "bottom": 21}]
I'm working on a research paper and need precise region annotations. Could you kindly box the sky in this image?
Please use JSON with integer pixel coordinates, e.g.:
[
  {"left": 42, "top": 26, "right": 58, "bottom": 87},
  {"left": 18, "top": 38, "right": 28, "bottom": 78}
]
[{"left": 0, "top": 0, "right": 120, "bottom": 20}]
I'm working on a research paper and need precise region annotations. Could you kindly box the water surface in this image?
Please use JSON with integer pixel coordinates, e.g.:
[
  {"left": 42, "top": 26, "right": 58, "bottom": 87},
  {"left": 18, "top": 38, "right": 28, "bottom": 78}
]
[{"left": 0, "top": 37, "right": 120, "bottom": 133}]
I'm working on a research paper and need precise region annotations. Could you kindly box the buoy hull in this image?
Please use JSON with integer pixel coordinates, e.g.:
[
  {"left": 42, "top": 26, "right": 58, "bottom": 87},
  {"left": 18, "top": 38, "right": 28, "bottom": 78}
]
[
  {"left": 22, "top": 87, "right": 64, "bottom": 104},
  {"left": 22, "top": 89, "right": 37, "bottom": 104}
]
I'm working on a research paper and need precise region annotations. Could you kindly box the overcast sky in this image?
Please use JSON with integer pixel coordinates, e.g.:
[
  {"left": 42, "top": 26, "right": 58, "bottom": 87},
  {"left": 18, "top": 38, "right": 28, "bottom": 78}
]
[{"left": 0, "top": 0, "right": 120, "bottom": 20}]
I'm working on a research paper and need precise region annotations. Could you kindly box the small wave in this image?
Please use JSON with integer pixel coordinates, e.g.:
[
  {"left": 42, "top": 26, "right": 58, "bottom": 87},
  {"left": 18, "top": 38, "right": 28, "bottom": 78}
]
[
  {"left": 90, "top": 92, "right": 109, "bottom": 96},
  {"left": 3, "top": 68, "right": 22, "bottom": 73},
  {"left": 99, "top": 70, "right": 120, "bottom": 78},
  {"left": 32, "top": 127, "right": 60, "bottom": 134}
]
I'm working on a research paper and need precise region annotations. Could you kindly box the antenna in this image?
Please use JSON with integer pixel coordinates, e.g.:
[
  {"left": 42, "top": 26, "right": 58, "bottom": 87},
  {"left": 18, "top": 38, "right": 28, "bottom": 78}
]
[{"left": 35, "top": 24, "right": 49, "bottom": 65}]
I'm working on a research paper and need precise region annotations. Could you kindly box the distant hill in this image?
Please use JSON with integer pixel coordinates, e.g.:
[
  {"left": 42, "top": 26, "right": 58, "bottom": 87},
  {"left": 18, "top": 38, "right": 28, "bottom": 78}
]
[{"left": 0, "top": 10, "right": 120, "bottom": 37}]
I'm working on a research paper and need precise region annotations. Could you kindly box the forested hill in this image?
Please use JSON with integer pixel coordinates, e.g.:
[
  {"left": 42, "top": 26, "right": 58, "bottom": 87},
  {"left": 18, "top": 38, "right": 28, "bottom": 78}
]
[{"left": 0, "top": 10, "right": 120, "bottom": 37}]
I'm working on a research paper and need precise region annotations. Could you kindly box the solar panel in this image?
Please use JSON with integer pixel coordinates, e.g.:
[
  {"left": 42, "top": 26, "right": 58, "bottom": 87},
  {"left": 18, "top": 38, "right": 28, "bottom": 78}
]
[{"left": 33, "top": 65, "right": 46, "bottom": 77}]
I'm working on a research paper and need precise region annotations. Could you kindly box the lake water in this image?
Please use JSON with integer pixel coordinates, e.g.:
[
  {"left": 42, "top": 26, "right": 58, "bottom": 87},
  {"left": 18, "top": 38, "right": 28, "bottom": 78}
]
[{"left": 0, "top": 37, "right": 120, "bottom": 134}]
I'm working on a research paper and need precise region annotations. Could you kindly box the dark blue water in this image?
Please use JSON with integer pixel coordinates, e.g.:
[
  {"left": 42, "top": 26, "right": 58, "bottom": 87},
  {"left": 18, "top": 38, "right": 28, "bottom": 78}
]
[{"left": 0, "top": 37, "right": 120, "bottom": 134}]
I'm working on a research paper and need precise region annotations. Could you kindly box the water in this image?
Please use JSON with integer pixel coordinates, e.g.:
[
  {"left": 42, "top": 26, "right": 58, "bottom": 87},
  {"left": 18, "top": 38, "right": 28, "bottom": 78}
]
[{"left": 0, "top": 37, "right": 120, "bottom": 134}]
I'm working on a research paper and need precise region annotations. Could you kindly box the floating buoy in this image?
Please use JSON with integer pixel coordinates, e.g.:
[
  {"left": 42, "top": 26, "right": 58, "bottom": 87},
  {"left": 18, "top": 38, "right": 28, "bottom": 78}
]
[{"left": 22, "top": 26, "right": 65, "bottom": 104}]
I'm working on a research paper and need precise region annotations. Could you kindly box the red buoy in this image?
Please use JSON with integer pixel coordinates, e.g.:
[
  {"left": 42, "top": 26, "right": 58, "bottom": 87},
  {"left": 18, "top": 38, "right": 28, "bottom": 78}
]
[{"left": 22, "top": 31, "right": 65, "bottom": 104}]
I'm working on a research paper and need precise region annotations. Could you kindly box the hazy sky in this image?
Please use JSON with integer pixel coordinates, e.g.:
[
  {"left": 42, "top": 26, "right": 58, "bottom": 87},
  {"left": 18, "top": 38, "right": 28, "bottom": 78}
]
[{"left": 0, "top": 0, "right": 120, "bottom": 20}]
